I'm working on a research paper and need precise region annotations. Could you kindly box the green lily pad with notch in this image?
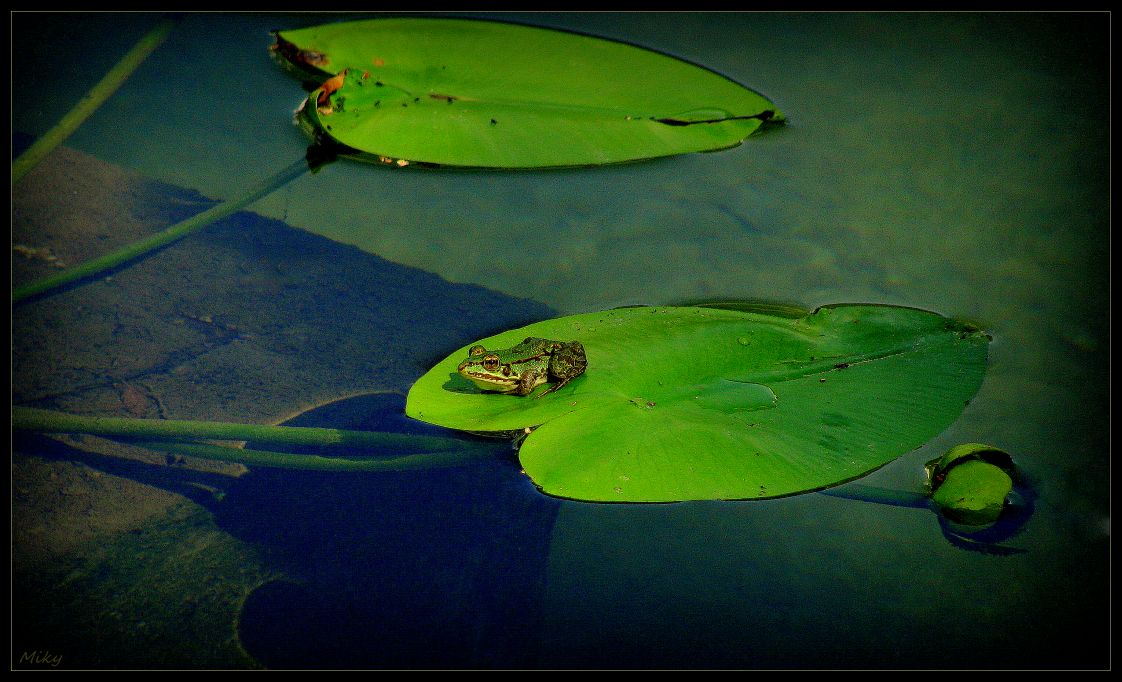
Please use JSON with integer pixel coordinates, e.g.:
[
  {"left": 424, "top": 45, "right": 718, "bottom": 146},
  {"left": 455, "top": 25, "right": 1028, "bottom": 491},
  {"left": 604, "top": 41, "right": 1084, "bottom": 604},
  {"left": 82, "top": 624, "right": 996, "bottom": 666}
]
[
  {"left": 406, "top": 305, "right": 991, "bottom": 502},
  {"left": 927, "top": 443, "right": 1016, "bottom": 525},
  {"left": 273, "top": 17, "right": 783, "bottom": 168}
]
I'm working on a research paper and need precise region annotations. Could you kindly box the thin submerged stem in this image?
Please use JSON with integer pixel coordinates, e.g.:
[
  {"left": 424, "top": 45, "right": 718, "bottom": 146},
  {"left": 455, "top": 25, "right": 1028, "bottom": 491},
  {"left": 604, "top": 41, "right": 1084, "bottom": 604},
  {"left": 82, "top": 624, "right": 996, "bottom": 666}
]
[
  {"left": 12, "top": 157, "right": 310, "bottom": 304},
  {"left": 12, "top": 17, "right": 178, "bottom": 184},
  {"left": 12, "top": 406, "right": 482, "bottom": 455},
  {"left": 138, "top": 441, "right": 500, "bottom": 472}
]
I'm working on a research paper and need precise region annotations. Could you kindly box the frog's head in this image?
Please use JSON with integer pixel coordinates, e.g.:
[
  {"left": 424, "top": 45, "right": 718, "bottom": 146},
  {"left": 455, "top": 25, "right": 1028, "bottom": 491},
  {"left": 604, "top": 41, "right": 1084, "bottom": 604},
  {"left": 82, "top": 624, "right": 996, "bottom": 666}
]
[{"left": 457, "top": 344, "right": 520, "bottom": 392}]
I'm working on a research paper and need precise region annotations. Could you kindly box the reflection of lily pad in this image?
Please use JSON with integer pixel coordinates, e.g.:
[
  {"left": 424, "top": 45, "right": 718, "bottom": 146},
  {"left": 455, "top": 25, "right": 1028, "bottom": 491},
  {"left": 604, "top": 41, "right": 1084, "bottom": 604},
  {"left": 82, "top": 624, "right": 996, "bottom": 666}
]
[
  {"left": 274, "top": 18, "right": 783, "bottom": 168},
  {"left": 406, "top": 305, "right": 991, "bottom": 502}
]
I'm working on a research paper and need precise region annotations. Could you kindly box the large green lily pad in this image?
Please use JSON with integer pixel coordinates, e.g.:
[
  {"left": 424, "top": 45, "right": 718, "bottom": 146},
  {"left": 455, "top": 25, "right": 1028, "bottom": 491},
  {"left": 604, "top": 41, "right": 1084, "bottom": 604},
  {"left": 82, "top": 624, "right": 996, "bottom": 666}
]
[
  {"left": 406, "top": 305, "right": 991, "bottom": 502},
  {"left": 273, "top": 18, "right": 783, "bottom": 168}
]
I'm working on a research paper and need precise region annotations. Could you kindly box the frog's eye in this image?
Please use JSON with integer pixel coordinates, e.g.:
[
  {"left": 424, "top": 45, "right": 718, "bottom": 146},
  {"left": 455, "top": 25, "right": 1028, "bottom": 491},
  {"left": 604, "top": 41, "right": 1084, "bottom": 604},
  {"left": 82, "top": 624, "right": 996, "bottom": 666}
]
[
  {"left": 482, "top": 355, "right": 501, "bottom": 371},
  {"left": 469, "top": 345, "right": 487, "bottom": 357}
]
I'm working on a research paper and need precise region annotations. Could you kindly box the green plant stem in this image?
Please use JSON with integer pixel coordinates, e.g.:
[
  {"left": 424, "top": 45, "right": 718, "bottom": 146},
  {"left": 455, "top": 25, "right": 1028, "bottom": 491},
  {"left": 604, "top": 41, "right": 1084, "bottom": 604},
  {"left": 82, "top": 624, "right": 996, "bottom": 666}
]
[
  {"left": 12, "top": 157, "right": 309, "bottom": 304},
  {"left": 12, "top": 406, "right": 477, "bottom": 454},
  {"left": 137, "top": 441, "right": 497, "bottom": 472},
  {"left": 12, "top": 17, "right": 177, "bottom": 184}
]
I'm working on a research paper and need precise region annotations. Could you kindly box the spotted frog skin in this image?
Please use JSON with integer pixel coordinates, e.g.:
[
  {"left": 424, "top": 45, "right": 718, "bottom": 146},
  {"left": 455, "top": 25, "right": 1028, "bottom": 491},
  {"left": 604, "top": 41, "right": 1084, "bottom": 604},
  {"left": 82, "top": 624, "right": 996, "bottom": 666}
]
[{"left": 456, "top": 337, "right": 587, "bottom": 397}]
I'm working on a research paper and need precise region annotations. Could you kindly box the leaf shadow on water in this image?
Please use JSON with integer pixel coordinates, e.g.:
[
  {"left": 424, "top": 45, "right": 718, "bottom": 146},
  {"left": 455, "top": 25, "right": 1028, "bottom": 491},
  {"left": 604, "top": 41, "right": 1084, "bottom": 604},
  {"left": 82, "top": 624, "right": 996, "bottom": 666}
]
[
  {"left": 223, "top": 392, "right": 562, "bottom": 670},
  {"left": 11, "top": 147, "right": 563, "bottom": 668}
]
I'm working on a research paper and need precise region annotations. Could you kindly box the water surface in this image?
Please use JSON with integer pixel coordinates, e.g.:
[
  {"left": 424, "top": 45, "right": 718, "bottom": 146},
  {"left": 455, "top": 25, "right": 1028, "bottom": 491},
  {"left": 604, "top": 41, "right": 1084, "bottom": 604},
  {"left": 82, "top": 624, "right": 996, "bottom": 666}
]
[{"left": 12, "top": 12, "right": 1109, "bottom": 669}]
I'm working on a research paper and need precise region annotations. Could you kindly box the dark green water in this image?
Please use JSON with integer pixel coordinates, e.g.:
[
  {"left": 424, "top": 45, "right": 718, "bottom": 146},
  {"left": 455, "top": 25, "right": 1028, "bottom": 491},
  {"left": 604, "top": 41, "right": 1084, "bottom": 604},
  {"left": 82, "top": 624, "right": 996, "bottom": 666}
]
[{"left": 12, "top": 12, "right": 1108, "bottom": 668}]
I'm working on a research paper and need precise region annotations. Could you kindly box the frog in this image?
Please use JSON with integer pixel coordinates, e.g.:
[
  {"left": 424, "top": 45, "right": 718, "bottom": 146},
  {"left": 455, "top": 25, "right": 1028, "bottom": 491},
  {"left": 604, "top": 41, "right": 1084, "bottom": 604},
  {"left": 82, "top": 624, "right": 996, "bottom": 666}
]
[{"left": 456, "top": 337, "right": 587, "bottom": 397}]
